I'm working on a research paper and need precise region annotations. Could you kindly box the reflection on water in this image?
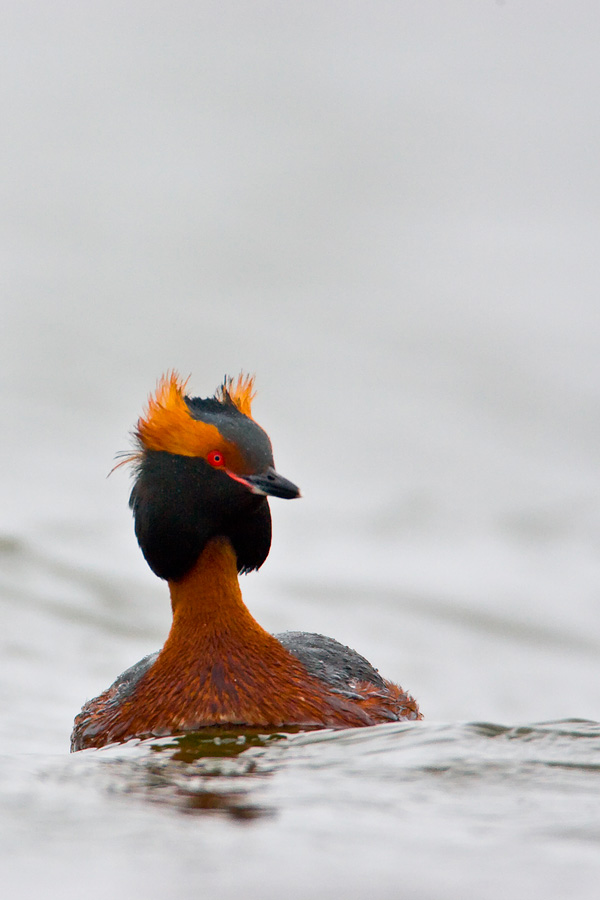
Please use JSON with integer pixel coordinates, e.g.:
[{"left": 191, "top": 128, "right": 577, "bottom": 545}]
[
  {"left": 72, "top": 718, "right": 600, "bottom": 825},
  {"left": 4, "top": 718, "right": 600, "bottom": 899},
  {"left": 139, "top": 729, "right": 298, "bottom": 819},
  {"left": 96, "top": 728, "right": 307, "bottom": 820},
  {"left": 152, "top": 726, "right": 305, "bottom": 764}
]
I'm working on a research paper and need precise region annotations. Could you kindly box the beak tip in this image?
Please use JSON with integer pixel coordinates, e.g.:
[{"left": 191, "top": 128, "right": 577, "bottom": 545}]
[{"left": 228, "top": 467, "right": 301, "bottom": 500}]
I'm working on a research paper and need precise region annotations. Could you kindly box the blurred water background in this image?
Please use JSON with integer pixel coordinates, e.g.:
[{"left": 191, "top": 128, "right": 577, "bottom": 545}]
[{"left": 1, "top": 2, "right": 600, "bottom": 898}]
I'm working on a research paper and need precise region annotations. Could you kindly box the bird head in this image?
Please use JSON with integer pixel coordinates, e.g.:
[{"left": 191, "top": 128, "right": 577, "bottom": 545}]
[{"left": 126, "top": 373, "right": 300, "bottom": 581}]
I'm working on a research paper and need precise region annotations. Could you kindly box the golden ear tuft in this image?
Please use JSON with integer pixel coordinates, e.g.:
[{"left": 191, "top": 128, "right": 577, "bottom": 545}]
[
  {"left": 147, "top": 370, "right": 190, "bottom": 415},
  {"left": 135, "top": 370, "right": 197, "bottom": 453},
  {"left": 216, "top": 373, "right": 256, "bottom": 418}
]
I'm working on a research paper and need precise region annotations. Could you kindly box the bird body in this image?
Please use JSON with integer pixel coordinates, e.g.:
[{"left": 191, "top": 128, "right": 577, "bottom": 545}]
[{"left": 71, "top": 374, "right": 420, "bottom": 751}]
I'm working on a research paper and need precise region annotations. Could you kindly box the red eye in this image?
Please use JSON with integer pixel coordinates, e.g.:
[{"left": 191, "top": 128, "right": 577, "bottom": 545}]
[{"left": 207, "top": 450, "right": 225, "bottom": 468}]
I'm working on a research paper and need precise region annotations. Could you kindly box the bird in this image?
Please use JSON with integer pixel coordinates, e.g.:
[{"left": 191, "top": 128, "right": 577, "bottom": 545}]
[{"left": 70, "top": 373, "right": 421, "bottom": 751}]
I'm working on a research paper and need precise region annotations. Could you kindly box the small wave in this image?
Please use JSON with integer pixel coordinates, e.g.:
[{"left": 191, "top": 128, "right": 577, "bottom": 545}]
[{"left": 52, "top": 716, "right": 600, "bottom": 820}]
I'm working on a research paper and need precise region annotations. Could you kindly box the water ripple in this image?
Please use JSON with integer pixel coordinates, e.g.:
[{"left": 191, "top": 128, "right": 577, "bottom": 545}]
[{"left": 50, "top": 717, "right": 600, "bottom": 823}]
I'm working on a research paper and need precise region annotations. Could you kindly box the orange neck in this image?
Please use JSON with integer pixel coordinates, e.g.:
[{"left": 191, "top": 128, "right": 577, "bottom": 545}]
[{"left": 165, "top": 536, "right": 272, "bottom": 658}]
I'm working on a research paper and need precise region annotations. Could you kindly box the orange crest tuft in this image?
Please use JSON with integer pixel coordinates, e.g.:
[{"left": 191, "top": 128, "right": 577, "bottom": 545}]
[
  {"left": 136, "top": 371, "right": 219, "bottom": 457},
  {"left": 215, "top": 373, "right": 256, "bottom": 418}
]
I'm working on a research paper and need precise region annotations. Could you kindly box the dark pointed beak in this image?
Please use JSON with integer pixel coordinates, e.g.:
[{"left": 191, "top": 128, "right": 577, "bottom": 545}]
[{"left": 228, "top": 466, "right": 301, "bottom": 499}]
